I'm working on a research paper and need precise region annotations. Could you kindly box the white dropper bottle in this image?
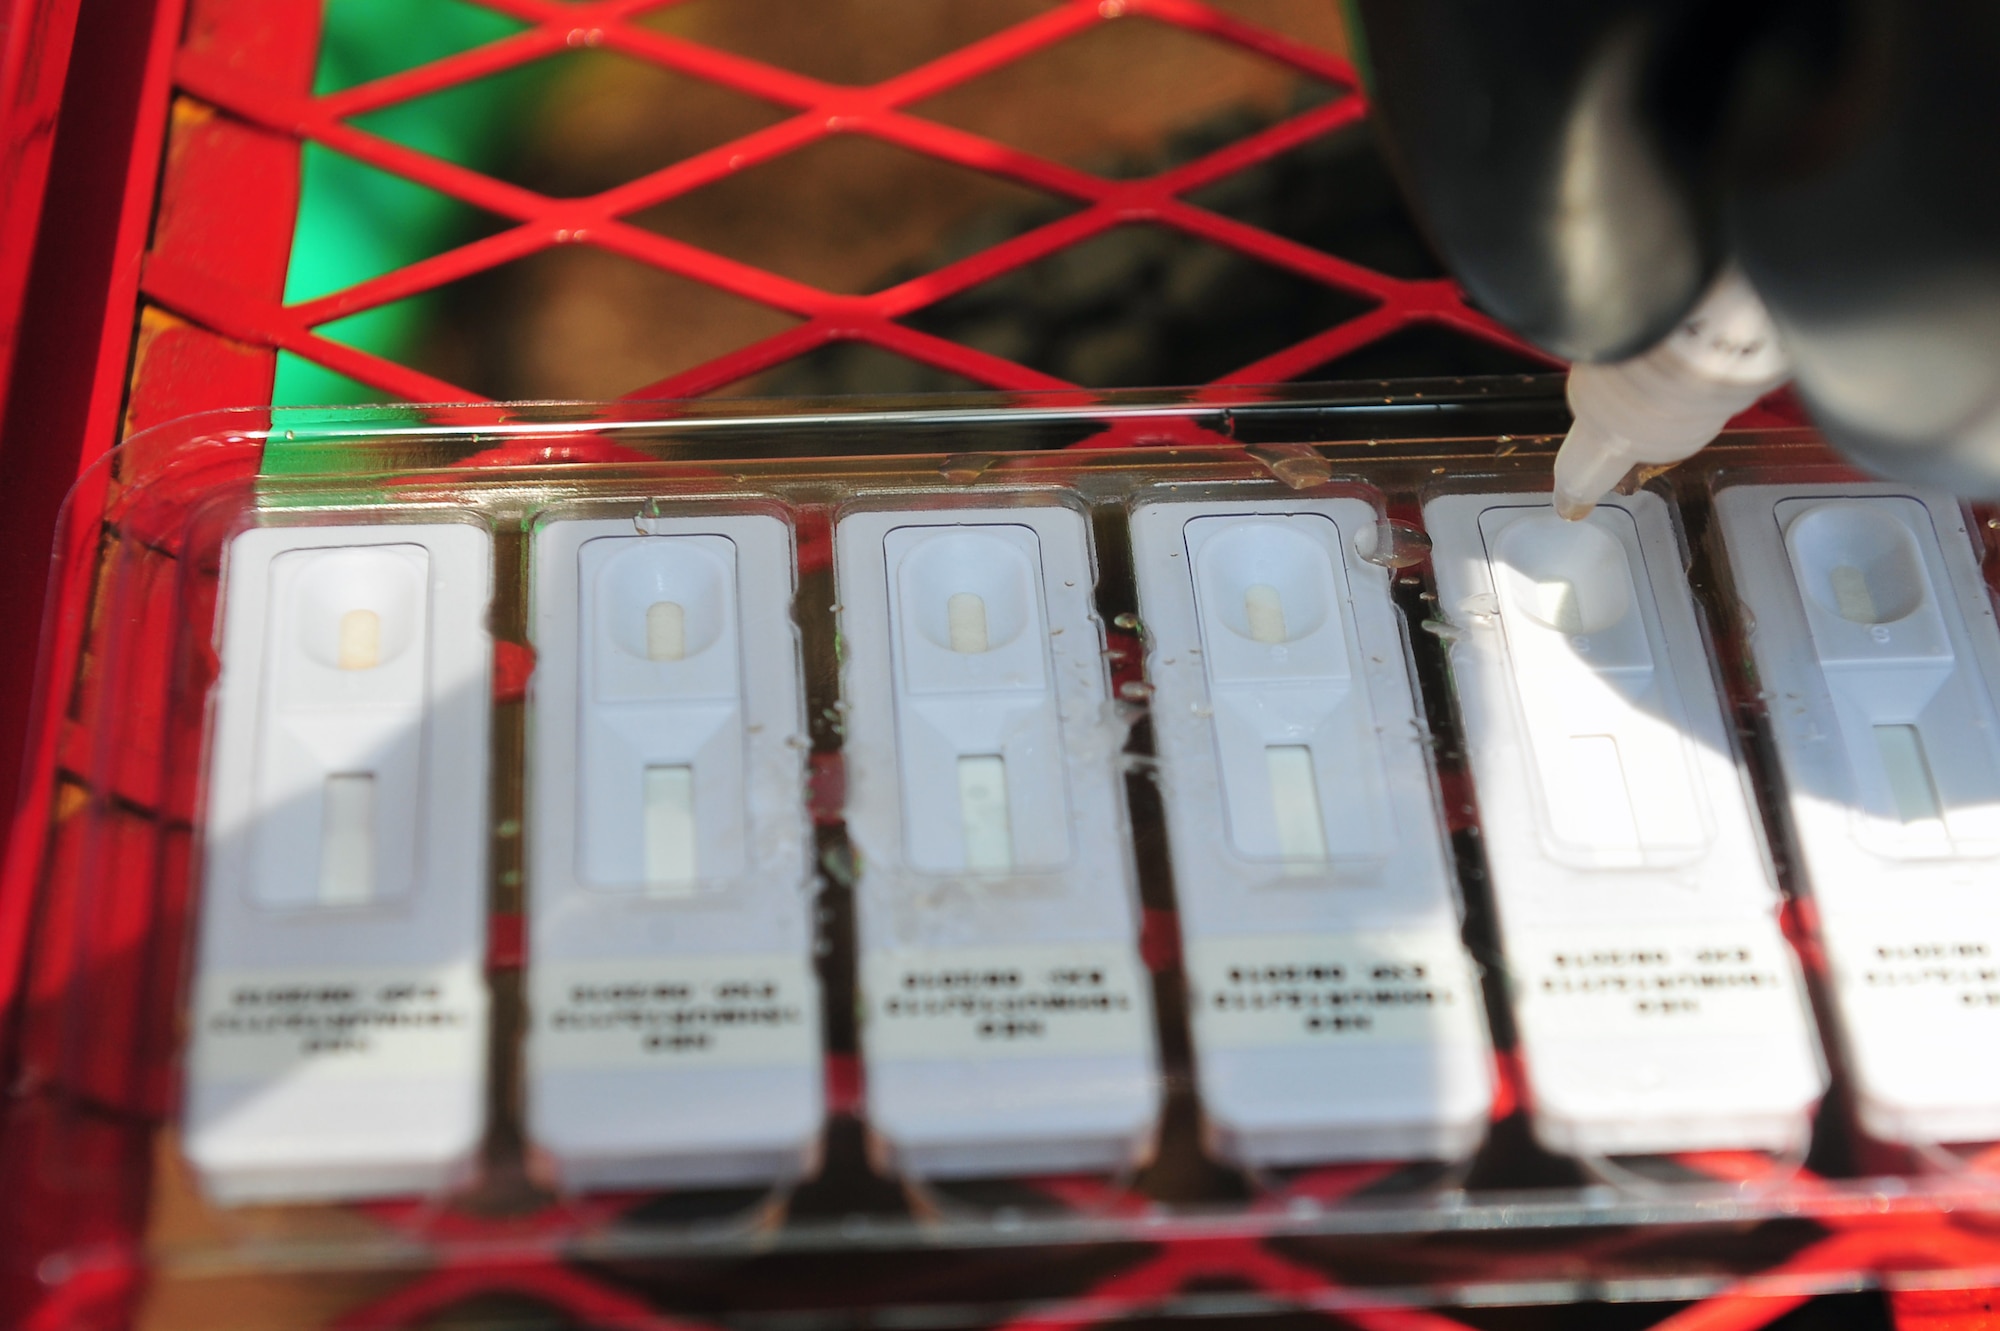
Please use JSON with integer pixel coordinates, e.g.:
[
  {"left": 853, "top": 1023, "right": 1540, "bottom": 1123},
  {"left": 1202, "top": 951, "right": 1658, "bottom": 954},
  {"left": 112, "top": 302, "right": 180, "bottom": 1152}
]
[{"left": 1552, "top": 268, "right": 1792, "bottom": 520}]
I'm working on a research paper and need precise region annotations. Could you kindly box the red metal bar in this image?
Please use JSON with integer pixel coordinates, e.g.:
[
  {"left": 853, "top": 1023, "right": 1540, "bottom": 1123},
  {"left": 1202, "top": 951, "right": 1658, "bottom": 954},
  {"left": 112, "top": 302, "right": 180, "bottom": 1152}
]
[
  {"left": 0, "top": 2, "right": 319, "bottom": 1325},
  {"left": 0, "top": 0, "right": 192, "bottom": 1050},
  {"left": 0, "top": 0, "right": 85, "bottom": 417}
]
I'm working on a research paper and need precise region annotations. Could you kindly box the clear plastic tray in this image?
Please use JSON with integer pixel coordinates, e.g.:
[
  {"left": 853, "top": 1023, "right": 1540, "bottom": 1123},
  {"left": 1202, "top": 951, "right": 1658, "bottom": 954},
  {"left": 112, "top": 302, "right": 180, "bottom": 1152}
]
[{"left": 14, "top": 383, "right": 2000, "bottom": 1330}]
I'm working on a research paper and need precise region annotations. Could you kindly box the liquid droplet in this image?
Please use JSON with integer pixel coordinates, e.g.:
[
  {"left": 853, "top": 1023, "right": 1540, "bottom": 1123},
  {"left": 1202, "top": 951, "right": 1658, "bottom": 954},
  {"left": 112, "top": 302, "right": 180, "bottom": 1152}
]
[
  {"left": 1113, "top": 611, "right": 1140, "bottom": 630},
  {"left": 1355, "top": 519, "right": 1432, "bottom": 569},
  {"left": 1118, "top": 680, "right": 1154, "bottom": 701},
  {"left": 938, "top": 453, "right": 998, "bottom": 484},
  {"left": 1458, "top": 591, "right": 1500, "bottom": 620},
  {"left": 1245, "top": 443, "right": 1332, "bottom": 490},
  {"left": 1421, "top": 619, "right": 1466, "bottom": 642}
]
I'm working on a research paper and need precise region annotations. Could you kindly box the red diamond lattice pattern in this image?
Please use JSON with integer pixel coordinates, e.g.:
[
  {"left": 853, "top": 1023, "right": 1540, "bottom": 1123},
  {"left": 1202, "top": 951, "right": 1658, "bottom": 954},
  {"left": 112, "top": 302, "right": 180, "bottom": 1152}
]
[{"left": 154, "top": 0, "right": 1551, "bottom": 406}]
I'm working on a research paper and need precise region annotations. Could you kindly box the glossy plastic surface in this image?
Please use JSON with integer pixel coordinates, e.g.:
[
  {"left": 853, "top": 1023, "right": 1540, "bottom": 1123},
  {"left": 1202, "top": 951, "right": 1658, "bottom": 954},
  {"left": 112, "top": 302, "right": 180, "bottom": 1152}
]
[{"left": 6, "top": 390, "right": 2000, "bottom": 1331}]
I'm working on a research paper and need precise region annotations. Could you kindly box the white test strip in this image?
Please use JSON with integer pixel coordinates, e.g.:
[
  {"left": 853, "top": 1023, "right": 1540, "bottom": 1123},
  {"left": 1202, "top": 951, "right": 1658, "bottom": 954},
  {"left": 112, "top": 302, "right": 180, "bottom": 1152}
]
[
  {"left": 837, "top": 507, "right": 1159, "bottom": 1179},
  {"left": 956, "top": 754, "right": 1013, "bottom": 872},
  {"left": 1718, "top": 485, "right": 2000, "bottom": 1146},
  {"left": 641, "top": 765, "right": 698, "bottom": 889},
  {"left": 526, "top": 515, "right": 821, "bottom": 1192},
  {"left": 1265, "top": 746, "right": 1328, "bottom": 863},
  {"left": 1131, "top": 500, "right": 1494, "bottom": 1168},
  {"left": 317, "top": 773, "right": 377, "bottom": 906},
  {"left": 186, "top": 524, "right": 493, "bottom": 1205},
  {"left": 1425, "top": 492, "right": 1824, "bottom": 1157}
]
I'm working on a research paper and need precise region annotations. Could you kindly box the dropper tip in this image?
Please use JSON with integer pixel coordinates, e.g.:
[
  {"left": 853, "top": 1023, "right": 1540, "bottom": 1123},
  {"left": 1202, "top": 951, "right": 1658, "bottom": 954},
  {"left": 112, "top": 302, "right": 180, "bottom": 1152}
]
[
  {"left": 1551, "top": 487, "right": 1599, "bottom": 522},
  {"left": 1550, "top": 415, "right": 1635, "bottom": 523}
]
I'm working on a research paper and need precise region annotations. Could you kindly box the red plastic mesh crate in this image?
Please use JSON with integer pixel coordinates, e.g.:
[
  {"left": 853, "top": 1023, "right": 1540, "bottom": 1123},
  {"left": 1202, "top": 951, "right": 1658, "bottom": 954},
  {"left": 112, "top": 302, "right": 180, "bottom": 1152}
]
[{"left": 1, "top": 1, "right": 1997, "bottom": 1329}]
